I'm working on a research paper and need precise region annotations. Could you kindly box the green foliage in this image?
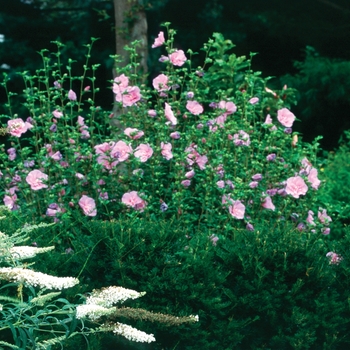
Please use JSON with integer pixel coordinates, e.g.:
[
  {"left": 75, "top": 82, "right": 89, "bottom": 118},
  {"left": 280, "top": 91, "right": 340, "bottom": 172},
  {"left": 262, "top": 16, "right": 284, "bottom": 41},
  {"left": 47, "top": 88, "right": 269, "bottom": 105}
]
[
  {"left": 317, "top": 130, "right": 350, "bottom": 238},
  {"left": 282, "top": 47, "right": 350, "bottom": 149},
  {"left": 26, "top": 213, "right": 350, "bottom": 349}
]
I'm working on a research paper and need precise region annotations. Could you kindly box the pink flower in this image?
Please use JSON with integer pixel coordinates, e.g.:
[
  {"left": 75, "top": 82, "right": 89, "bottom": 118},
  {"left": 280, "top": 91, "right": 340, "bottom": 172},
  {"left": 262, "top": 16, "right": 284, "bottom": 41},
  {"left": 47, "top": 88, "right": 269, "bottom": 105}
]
[
  {"left": 216, "top": 180, "right": 225, "bottom": 188},
  {"left": 77, "top": 116, "right": 85, "bottom": 126},
  {"left": 301, "top": 157, "right": 313, "bottom": 175},
  {"left": 186, "top": 101, "right": 203, "bottom": 115},
  {"left": 326, "top": 252, "right": 342, "bottom": 264},
  {"left": 264, "top": 114, "right": 273, "bottom": 124},
  {"left": 122, "top": 191, "right": 146, "bottom": 210},
  {"left": 26, "top": 170, "right": 48, "bottom": 190},
  {"left": 113, "top": 74, "right": 141, "bottom": 107},
  {"left": 118, "top": 86, "right": 141, "bottom": 107},
  {"left": 218, "top": 101, "right": 237, "bottom": 115},
  {"left": 7, "top": 118, "right": 32, "bottom": 137},
  {"left": 134, "top": 143, "right": 153, "bottom": 162},
  {"left": 318, "top": 208, "right": 332, "bottom": 225},
  {"left": 124, "top": 128, "right": 144, "bottom": 140},
  {"left": 261, "top": 196, "right": 275, "bottom": 211},
  {"left": 152, "top": 31, "right": 165, "bottom": 48},
  {"left": 306, "top": 210, "right": 316, "bottom": 226},
  {"left": 52, "top": 110, "right": 63, "bottom": 119},
  {"left": 68, "top": 89, "right": 77, "bottom": 101},
  {"left": 169, "top": 50, "right": 187, "bottom": 66},
  {"left": 152, "top": 74, "right": 170, "bottom": 91},
  {"left": 3, "top": 188, "right": 18, "bottom": 210},
  {"left": 249, "top": 97, "right": 259, "bottom": 104},
  {"left": 229, "top": 200, "right": 245, "bottom": 219},
  {"left": 148, "top": 109, "right": 157, "bottom": 117},
  {"left": 111, "top": 141, "right": 133, "bottom": 162},
  {"left": 285, "top": 176, "right": 308, "bottom": 198},
  {"left": 78, "top": 195, "right": 97, "bottom": 216},
  {"left": 170, "top": 131, "right": 181, "bottom": 139},
  {"left": 164, "top": 103, "right": 177, "bottom": 125},
  {"left": 249, "top": 181, "right": 259, "bottom": 189},
  {"left": 50, "top": 151, "right": 62, "bottom": 161},
  {"left": 307, "top": 168, "right": 321, "bottom": 190},
  {"left": 160, "top": 142, "right": 173, "bottom": 160},
  {"left": 113, "top": 74, "right": 129, "bottom": 92},
  {"left": 181, "top": 180, "right": 191, "bottom": 187},
  {"left": 185, "top": 170, "right": 195, "bottom": 179},
  {"left": 196, "top": 155, "right": 208, "bottom": 170},
  {"left": 233, "top": 130, "right": 251, "bottom": 146},
  {"left": 277, "top": 108, "right": 296, "bottom": 127}
]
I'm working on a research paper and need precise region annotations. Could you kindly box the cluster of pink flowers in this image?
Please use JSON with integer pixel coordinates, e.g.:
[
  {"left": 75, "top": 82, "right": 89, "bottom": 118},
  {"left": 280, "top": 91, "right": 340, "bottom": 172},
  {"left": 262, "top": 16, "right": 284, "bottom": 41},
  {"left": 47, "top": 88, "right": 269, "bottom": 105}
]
[{"left": 113, "top": 74, "right": 141, "bottom": 107}]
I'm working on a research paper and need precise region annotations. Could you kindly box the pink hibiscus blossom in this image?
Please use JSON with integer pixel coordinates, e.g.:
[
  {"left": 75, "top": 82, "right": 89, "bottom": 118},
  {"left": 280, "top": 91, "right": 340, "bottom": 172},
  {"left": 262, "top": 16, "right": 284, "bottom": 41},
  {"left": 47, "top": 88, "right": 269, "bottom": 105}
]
[
  {"left": 113, "top": 74, "right": 141, "bottom": 107},
  {"left": 26, "top": 170, "right": 48, "bottom": 190},
  {"left": 68, "top": 89, "right": 77, "bottom": 101},
  {"left": 52, "top": 109, "right": 63, "bottom": 119},
  {"left": 7, "top": 118, "right": 33, "bottom": 137},
  {"left": 169, "top": 50, "right": 187, "bottom": 66},
  {"left": 229, "top": 200, "right": 245, "bottom": 219},
  {"left": 152, "top": 32, "right": 165, "bottom": 49},
  {"left": 186, "top": 101, "right": 203, "bottom": 115},
  {"left": 164, "top": 103, "right": 177, "bottom": 125},
  {"left": 307, "top": 168, "right": 321, "bottom": 190},
  {"left": 218, "top": 101, "right": 237, "bottom": 115},
  {"left": 111, "top": 141, "right": 133, "bottom": 162},
  {"left": 152, "top": 31, "right": 165, "bottom": 48},
  {"left": 233, "top": 130, "right": 251, "bottom": 146},
  {"left": 318, "top": 208, "right": 332, "bottom": 225},
  {"left": 78, "top": 195, "right": 97, "bottom": 216},
  {"left": 117, "top": 86, "right": 141, "bottom": 107},
  {"left": 124, "top": 128, "right": 144, "bottom": 140},
  {"left": 3, "top": 187, "right": 18, "bottom": 210},
  {"left": 160, "top": 142, "right": 173, "bottom": 160},
  {"left": 277, "top": 108, "right": 296, "bottom": 127},
  {"left": 122, "top": 191, "right": 146, "bottom": 211},
  {"left": 152, "top": 74, "right": 170, "bottom": 92},
  {"left": 285, "top": 176, "right": 308, "bottom": 198},
  {"left": 306, "top": 210, "right": 316, "bottom": 226},
  {"left": 261, "top": 196, "right": 275, "bottom": 211},
  {"left": 134, "top": 143, "right": 153, "bottom": 162}
]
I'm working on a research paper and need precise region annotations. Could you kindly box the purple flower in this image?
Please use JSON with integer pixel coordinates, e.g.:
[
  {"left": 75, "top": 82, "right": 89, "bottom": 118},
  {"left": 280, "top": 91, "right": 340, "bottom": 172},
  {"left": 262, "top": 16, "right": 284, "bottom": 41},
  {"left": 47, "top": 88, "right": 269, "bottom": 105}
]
[
  {"left": 266, "top": 153, "right": 276, "bottom": 161},
  {"left": 249, "top": 181, "right": 259, "bottom": 189},
  {"left": 210, "top": 234, "right": 219, "bottom": 246},
  {"left": 181, "top": 180, "right": 191, "bottom": 187},
  {"left": 160, "top": 201, "right": 168, "bottom": 212},
  {"left": 251, "top": 173, "right": 263, "bottom": 181},
  {"left": 186, "top": 91, "right": 194, "bottom": 99},
  {"left": 170, "top": 131, "right": 181, "bottom": 139},
  {"left": 246, "top": 223, "right": 254, "bottom": 231},
  {"left": 49, "top": 124, "right": 57, "bottom": 132}
]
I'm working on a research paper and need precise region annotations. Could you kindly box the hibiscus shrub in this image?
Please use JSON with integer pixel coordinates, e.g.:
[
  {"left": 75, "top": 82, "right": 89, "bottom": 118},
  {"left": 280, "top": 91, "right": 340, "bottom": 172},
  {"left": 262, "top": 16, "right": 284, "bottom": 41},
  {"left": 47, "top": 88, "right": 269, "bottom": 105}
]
[{"left": 0, "top": 23, "right": 329, "bottom": 239}]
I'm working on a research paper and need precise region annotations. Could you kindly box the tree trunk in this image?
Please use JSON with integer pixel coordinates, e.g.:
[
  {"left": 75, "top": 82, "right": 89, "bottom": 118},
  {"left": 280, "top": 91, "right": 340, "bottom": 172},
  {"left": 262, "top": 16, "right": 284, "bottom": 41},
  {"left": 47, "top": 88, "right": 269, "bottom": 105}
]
[{"left": 113, "top": 0, "right": 148, "bottom": 75}]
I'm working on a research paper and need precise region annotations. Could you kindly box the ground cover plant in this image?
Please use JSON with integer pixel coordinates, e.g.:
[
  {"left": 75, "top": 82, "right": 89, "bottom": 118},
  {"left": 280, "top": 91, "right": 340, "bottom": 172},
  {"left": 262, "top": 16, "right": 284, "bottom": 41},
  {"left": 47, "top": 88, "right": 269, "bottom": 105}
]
[{"left": 0, "top": 23, "right": 347, "bottom": 349}]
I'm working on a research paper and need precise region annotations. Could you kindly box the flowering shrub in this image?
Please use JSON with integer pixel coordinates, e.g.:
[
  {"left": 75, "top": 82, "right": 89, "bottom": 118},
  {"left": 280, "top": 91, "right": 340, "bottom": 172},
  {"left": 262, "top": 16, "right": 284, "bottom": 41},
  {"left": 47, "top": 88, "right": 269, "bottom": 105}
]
[{"left": 0, "top": 23, "right": 331, "bottom": 239}]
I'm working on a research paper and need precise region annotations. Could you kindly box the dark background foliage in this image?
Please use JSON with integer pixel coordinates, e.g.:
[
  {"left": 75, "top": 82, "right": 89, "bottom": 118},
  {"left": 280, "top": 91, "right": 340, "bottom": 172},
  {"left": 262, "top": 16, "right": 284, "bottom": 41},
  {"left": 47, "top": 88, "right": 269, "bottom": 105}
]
[{"left": 1, "top": 0, "right": 350, "bottom": 149}]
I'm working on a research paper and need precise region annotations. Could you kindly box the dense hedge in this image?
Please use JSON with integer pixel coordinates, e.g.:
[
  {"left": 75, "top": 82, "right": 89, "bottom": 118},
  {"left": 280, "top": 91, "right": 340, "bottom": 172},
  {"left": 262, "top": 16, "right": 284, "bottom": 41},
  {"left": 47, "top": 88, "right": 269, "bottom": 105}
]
[{"left": 1, "top": 213, "right": 346, "bottom": 349}]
